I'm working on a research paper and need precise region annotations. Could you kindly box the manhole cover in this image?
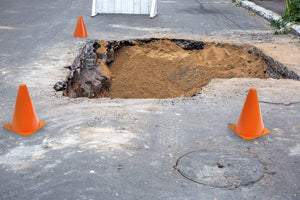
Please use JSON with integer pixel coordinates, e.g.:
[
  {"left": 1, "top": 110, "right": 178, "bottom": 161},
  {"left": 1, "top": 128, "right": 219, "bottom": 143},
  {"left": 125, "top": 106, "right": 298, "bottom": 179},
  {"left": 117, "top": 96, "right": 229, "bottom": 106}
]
[{"left": 175, "top": 150, "right": 265, "bottom": 188}]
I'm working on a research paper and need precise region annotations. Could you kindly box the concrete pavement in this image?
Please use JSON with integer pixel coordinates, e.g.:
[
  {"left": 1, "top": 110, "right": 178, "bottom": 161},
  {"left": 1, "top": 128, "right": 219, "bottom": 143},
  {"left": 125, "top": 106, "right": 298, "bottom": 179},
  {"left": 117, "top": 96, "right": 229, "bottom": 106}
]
[{"left": 0, "top": 0, "right": 299, "bottom": 199}]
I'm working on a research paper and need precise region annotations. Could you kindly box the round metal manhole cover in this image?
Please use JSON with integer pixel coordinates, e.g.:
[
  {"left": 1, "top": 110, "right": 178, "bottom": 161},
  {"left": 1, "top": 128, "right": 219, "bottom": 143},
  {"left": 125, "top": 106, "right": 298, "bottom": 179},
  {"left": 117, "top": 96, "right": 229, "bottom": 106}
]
[{"left": 175, "top": 150, "right": 265, "bottom": 188}]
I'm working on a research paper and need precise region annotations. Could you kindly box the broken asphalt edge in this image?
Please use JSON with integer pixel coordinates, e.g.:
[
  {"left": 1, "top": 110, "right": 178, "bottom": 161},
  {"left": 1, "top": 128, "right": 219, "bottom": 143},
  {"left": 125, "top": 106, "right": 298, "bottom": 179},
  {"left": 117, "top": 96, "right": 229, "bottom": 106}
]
[{"left": 233, "top": 0, "right": 300, "bottom": 37}]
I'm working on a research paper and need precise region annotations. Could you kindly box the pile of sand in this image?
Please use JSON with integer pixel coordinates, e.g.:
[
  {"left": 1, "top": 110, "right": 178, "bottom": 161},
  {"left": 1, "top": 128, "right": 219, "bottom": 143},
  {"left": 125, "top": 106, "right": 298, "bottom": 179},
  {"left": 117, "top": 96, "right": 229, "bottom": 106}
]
[
  {"left": 61, "top": 39, "right": 298, "bottom": 99},
  {"left": 106, "top": 40, "right": 269, "bottom": 98}
]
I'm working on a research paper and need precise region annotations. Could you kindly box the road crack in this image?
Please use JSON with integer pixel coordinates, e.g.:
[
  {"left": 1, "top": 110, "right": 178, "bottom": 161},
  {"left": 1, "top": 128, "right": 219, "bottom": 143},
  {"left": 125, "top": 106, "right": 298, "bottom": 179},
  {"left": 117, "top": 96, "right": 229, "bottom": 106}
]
[{"left": 259, "top": 101, "right": 300, "bottom": 106}]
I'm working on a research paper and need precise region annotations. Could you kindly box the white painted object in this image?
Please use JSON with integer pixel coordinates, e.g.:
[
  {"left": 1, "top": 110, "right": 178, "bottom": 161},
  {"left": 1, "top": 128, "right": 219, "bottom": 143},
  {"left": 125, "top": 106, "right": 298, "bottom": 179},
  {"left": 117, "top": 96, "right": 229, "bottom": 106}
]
[
  {"left": 236, "top": 0, "right": 281, "bottom": 21},
  {"left": 91, "top": 0, "right": 158, "bottom": 18},
  {"left": 234, "top": 0, "right": 300, "bottom": 36}
]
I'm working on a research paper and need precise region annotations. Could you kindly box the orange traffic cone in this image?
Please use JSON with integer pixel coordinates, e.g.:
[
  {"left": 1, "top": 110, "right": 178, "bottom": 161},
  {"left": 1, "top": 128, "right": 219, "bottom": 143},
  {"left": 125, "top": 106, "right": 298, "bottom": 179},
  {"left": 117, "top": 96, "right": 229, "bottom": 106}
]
[
  {"left": 3, "top": 84, "right": 46, "bottom": 136},
  {"left": 73, "top": 16, "right": 88, "bottom": 38},
  {"left": 229, "top": 88, "right": 270, "bottom": 140}
]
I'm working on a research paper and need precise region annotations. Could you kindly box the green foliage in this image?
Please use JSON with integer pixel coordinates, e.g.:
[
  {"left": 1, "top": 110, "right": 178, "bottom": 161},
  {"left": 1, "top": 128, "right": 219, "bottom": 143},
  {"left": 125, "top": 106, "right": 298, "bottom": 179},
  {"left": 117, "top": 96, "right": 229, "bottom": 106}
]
[
  {"left": 284, "top": 0, "right": 300, "bottom": 23},
  {"left": 271, "top": 19, "right": 285, "bottom": 29},
  {"left": 235, "top": 0, "right": 244, "bottom": 7},
  {"left": 271, "top": 0, "right": 300, "bottom": 34}
]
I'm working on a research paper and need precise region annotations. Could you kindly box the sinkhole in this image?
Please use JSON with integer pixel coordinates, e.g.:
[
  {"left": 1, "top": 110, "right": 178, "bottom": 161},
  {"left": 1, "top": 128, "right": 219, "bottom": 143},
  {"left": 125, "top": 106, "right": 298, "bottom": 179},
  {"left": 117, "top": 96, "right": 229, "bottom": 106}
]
[{"left": 54, "top": 38, "right": 300, "bottom": 99}]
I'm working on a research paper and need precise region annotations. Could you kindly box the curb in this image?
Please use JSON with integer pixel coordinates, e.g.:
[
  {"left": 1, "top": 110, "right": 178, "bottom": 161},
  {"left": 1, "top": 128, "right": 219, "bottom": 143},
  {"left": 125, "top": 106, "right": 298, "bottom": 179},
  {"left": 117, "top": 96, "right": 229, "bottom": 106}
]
[{"left": 233, "top": 0, "right": 300, "bottom": 36}]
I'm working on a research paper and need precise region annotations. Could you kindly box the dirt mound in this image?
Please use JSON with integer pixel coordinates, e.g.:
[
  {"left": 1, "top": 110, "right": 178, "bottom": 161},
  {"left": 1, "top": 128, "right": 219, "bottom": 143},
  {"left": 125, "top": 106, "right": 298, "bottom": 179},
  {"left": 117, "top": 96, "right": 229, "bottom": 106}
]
[
  {"left": 59, "top": 38, "right": 299, "bottom": 99},
  {"left": 107, "top": 40, "right": 269, "bottom": 98}
]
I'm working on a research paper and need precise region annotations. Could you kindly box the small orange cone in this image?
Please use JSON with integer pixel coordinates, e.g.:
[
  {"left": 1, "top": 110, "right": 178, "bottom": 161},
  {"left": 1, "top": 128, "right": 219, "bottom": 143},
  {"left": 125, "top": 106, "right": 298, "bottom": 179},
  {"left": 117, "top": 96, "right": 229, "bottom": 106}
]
[
  {"left": 3, "top": 84, "right": 46, "bottom": 136},
  {"left": 73, "top": 16, "right": 88, "bottom": 38},
  {"left": 229, "top": 88, "right": 270, "bottom": 140}
]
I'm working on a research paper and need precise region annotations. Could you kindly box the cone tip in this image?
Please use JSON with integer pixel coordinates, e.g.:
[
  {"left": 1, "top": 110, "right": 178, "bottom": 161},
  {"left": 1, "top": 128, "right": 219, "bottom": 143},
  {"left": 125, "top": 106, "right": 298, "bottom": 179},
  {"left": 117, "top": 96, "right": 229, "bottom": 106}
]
[
  {"left": 19, "top": 84, "right": 27, "bottom": 88},
  {"left": 18, "top": 84, "right": 28, "bottom": 91},
  {"left": 249, "top": 88, "right": 256, "bottom": 92}
]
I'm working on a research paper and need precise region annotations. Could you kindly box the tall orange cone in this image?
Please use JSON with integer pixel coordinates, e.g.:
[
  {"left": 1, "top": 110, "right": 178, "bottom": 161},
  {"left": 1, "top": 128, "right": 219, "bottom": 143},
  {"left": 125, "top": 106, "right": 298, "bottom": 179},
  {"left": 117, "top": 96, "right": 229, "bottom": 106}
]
[
  {"left": 229, "top": 88, "right": 270, "bottom": 140},
  {"left": 3, "top": 84, "right": 46, "bottom": 136},
  {"left": 73, "top": 16, "right": 88, "bottom": 38}
]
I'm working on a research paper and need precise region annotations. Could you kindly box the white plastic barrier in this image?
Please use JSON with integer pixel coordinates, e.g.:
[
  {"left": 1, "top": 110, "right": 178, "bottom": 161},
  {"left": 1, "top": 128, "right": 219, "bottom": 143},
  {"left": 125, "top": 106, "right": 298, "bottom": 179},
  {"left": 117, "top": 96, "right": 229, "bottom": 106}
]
[{"left": 91, "top": 0, "right": 158, "bottom": 18}]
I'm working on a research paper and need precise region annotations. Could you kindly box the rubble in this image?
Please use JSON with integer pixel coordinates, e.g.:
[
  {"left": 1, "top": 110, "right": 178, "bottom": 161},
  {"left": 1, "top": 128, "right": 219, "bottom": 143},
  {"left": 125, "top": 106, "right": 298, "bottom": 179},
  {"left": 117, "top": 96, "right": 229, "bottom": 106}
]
[{"left": 53, "top": 81, "right": 67, "bottom": 91}]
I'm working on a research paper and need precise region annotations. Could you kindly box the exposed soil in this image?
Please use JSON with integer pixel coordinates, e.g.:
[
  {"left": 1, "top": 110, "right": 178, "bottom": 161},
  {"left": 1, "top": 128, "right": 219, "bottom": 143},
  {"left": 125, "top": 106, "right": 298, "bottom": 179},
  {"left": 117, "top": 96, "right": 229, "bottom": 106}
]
[
  {"left": 60, "top": 38, "right": 299, "bottom": 99},
  {"left": 107, "top": 40, "right": 269, "bottom": 98},
  {"left": 255, "top": 42, "right": 300, "bottom": 75}
]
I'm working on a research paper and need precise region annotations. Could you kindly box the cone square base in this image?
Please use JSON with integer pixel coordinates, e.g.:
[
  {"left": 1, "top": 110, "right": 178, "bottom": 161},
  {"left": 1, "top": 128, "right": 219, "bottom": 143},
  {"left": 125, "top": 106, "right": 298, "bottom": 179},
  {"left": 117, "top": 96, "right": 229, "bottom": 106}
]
[
  {"left": 229, "top": 124, "right": 271, "bottom": 140},
  {"left": 73, "top": 34, "right": 88, "bottom": 38},
  {"left": 3, "top": 121, "right": 46, "bottom": 136}
]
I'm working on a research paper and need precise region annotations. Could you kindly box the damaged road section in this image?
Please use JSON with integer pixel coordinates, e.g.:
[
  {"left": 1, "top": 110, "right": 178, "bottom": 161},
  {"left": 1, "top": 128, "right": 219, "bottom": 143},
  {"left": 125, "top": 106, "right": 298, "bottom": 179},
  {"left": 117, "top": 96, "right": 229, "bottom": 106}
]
[
  {"left": 55, "top": 40, "right": 112, "bottom": 98},
  {"left": 54, "top": 38, "right": 300, "bottom": 99}
]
